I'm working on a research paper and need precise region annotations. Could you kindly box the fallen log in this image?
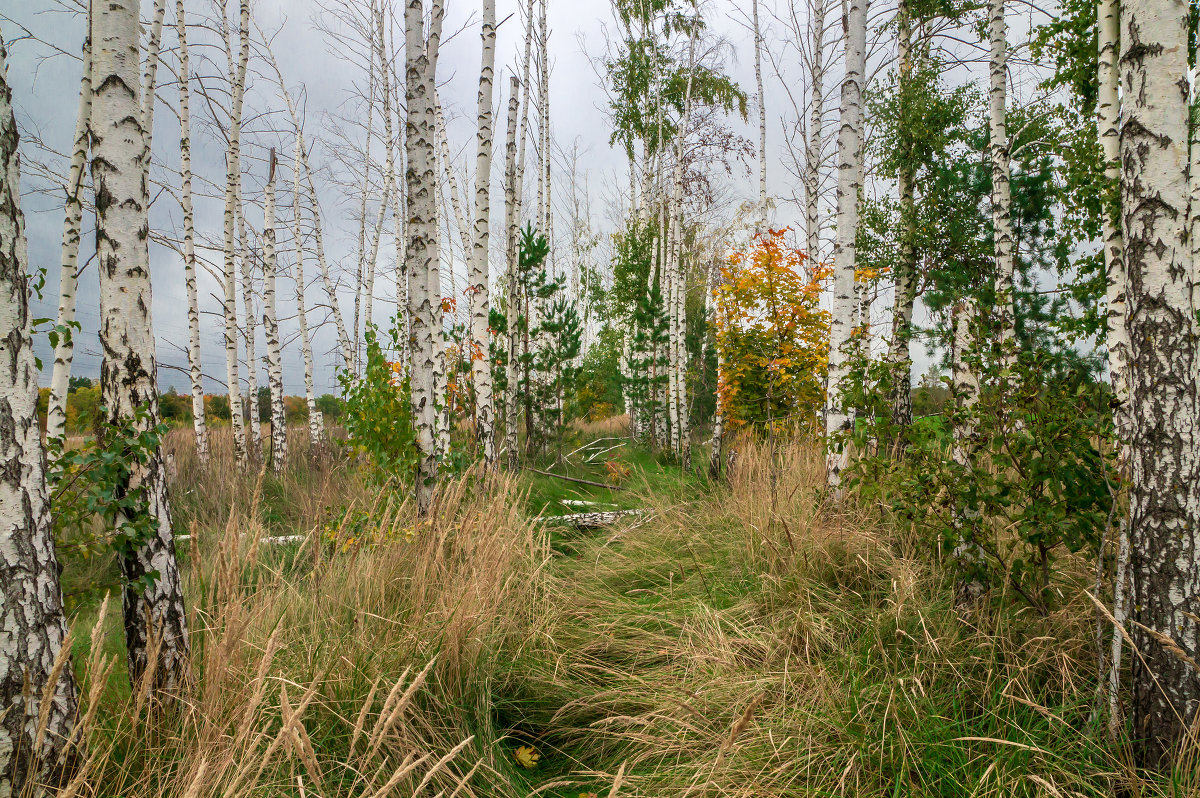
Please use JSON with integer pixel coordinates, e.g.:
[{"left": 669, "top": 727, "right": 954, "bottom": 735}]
[{"left": 539, "top": 509, "right": 645, "bottom": 529}]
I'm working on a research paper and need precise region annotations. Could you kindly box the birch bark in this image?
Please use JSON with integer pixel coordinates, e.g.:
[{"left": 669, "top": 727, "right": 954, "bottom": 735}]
[
  {"left": 48, "top": 13, "right": 92, "bottom": 448},
  {"left": 0, "top": 36, "right": 82, "bottom": 793},
  {"left": 503, "top": 77, "right": 521, "bottom": 471},
  {"left": 263, "top": 149, "right": 287, "bottom": 473},
  {"left": 92, "top": 0, "right": 191, "bottom": 693},
  {"left": 823, "top": 0, "right": 866, "bottom": 491},
  {"left": 176, "top": 0, "right": 208, "bottom": 463},
  {"left": 988, "top": 0, "right": 1016, "bottom": 378},
  {"left": 1119, "top": 0, "right": 1200, "bottom": 767},
  {"left": 469, "top": 0, "right": 498, "bottom": 464},
  {"left": 221, "top": 0, "right": 249, "bottom": 466},
  {"left": 805, "top": 0, "right": 826, "bottom": 262},
  {"left": 405, "top": 0, "right": 442, "bottom": 513}
]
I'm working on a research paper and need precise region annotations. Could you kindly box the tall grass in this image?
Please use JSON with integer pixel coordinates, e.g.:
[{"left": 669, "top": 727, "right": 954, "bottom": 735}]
[{"left": 59, "top": 427, "right": 1199, "bottom": 796}]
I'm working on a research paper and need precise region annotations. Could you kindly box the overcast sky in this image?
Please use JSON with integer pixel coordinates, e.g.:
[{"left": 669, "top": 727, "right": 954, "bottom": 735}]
[{"left": 0, "top": 0, "right": 1011, "bottom": 396}]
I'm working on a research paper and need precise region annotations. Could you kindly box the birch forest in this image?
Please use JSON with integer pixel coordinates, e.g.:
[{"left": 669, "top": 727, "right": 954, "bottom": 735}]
[{"left": 5, "top": 0, "right": 1200, "bottom": 793}]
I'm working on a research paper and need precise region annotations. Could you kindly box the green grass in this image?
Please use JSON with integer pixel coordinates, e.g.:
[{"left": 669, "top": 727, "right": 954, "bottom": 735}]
[{"left": 57, "top": 428, "right": 1193, "bottom": 797}]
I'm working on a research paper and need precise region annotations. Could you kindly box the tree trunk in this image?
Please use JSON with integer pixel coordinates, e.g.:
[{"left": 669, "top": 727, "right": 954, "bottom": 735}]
[
  {"left": 804, "top": 0, "right": 826, "bottom": 262},
  {"left": 0, "top": 36, "right": 83, "bottom": 793},
  {"left": 353, "top": 0, "right": 378, "bottom": 376},
  {"left": 1097, "top": 0, "right": 1129, "bottom": 740},
  {"left": 263, "top": 150, "right": 287, "bottom": 474},
  {"left": 503, "top": 76, "right": 521, "bottom": 470},
  {"left": 950, "top": 300, "right": 985, "bottom": 607},
  {"left": 91, "top": 0, "right": 191, "bottom": 694},
  {"left": 752, "top": 0, "right": 767, "bottom": 227},
  {"left": 237, "top": 197, "right": 261, "bottom": 462},
  {"left": 887, "top": 0, "right": 916, "bottom": 432},
  {"left": 405, "top": 0, "right": 442, "bottom": 513},
  {"left": 1119, "top": 0, "right": 1200, "bottom": 767},
  {"left": 47, "top": 18, "right": 92, "bottom": 449},
  {"left": 176, "top": 0, "right": 208, "bottom": 463},
  {"left": 470, "top": 0, "right": 498, "bottom": 465},
  {"left": 988, "top": 0, "right": 1016, "bottom": 379},
  {"left": 823, "top": 0, "right": 866, "bottom": 491},
  {"left": 222, "top": 0, "right": 249, "bottom": 467},
  {"left": 290, "top": 126, "right": 322, "bottom": 448}
]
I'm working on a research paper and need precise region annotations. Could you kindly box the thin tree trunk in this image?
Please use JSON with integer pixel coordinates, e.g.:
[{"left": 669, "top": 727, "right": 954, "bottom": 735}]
[
  {"left": 753, "top": 0, "right": 767, "bottom": 227},
  {"left": 804, "top": 0, "right": 826, "bottom": 262},
  {"left": 988, "top": 0, "right": 1016, "bottom": 377},
  {"left": 237, "top": 197, "right": 261, "bottom": 462},
  {"left": 222, "top": 0, "right": 249, "bottom": 466},
  {"left": 263, "top": 149, "right": 287, "bottom": 474},
  {"left": 0, "top": 35, "right": 83, "bottom": 793},
  {"left": 950, "top": 300, "right": 984, "bottom": 606},
  {"left": 1119, "top": 0, "right": 1200, "bottom": 767},
  {"left": 176, "top": 0, "right": 208, "bottom": 463},
  {"left": 824, "top": 0, "right": 866, "bottom": 492},
  {"left": 48, "top": 12, "right": 92, "bottom": 449},
  {"left": 887, "top": 0, "right": 916, "bottom": 432},
  {"left": 92, "top": 0, "right": 191, "bottom": 693},
  {"left": 1097, "top": 0, "right": 1129, "bottom": 741},
  {"left": 363, "top": 1, "right": 394, "bottom": 351},
  {"left": 406, "top": 0, "right": 442, "bottom": 513},
  {"left": 291, "top": 131, "right": 322, "bottom": 448},
  {"left": 470, "top": 0, "right": 498, "bottom": 464},
  {"left": 503, "top": 76, "right": 521, "bottom": 470},
  {"left": 353, "top": 0, "right": 378, "bottom": 376}
]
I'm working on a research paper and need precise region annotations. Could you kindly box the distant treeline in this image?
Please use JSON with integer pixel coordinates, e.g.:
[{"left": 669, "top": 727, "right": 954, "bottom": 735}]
[{"left": 37, "top": 377, "right": 344, "bottom": 435}]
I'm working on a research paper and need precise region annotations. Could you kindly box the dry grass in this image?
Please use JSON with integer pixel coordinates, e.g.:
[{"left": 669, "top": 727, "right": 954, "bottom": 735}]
[{"left": 59, "top": 427, "right": 1200, "bottom": 797}]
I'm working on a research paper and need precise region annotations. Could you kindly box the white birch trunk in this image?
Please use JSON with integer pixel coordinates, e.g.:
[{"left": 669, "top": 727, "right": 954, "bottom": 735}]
[
  {"left": 1119, "top": 0, "right": 1200, "bottom": 766},
  {"left": 823, "top": 0, "right": 866, "bottom": 491},
  {"left": 469, "top": 0, "right": 498, "bottom": 464},
  {"left": 91, "top": 0, "right": 191, "bottom": 692},
  {"left": 221, "top": 0, "right": 249, "bottom": 466},
  {"left": 752, "top": 0, "right": 767, "bottom": 227},
  {"left": 263, "top": 150, "right": 287, "bottom": 474},
  {"left": 805, "top": 0, "right": 826, "bottom": 262},
  {"left": 237, "top": 197, "right": 261, "bottom": 462},
  {"left": 291, "top": 132, "right": 322, "bottom": 448},
  {"left": 503, "top": 76, "right": 521, "bottom": 471},
  {"left": 950, "top": 300, "right": 984, "bottom": 606},
  {"left": 405, "top": 0, "right": 442, "bottom": 512},
  {"left": 887, "top": 0, "right": 916, "bottom": 430},
  {"left": 988, "top": 0, "right": 1016, "bottom": 376},
  {"left": 47, "top": 18, "right": 92, "bottom": 448},
  {"left": 176, "top": 0, "right": 208, "bottom": 463},
  {"left": 353, "top": 0, "right": 378, "bottom": 375},
  {"left": 0, "top": 36, "right": 82, "bottom": 793}
]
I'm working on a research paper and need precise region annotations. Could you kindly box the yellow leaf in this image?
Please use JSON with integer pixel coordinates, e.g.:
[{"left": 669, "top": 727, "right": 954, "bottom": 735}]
[{"left": 514, "top": 745, "right": 540, "bottom": 769}]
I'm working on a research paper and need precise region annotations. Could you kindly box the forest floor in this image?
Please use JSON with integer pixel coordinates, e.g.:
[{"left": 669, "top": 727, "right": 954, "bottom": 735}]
[{"left": 59, "top": 422, "right": 1190, "bottom": 797}]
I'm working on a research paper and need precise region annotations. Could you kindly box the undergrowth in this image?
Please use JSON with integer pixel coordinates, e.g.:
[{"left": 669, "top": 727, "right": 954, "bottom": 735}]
[{"left": 58, "top": 425, "right": 1198, "bottom": 796}]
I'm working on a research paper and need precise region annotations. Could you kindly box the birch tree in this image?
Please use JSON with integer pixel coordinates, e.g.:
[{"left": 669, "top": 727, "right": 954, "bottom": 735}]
[
  {"left": 91, "top": 0, "right": 191, "bottom": 692},
  {"left": 405, "top": 0, "right": 443, "bottom": 512},
  {"left": 1096, "top": 0, "right": 1129, "bottom": 740},
  {"left": 1119, "top": 0, "right": 1200, "bottom": 767},
  {"left": 291, "top": 131, "right": 322, "bottom": 448},
  {"left": 176, "top": 0, "right": 208, "bottom": 463},
  {"left": 885, "top": 0, "right": 917, "bottom": 430},
  {"left": 805, "top": 0, "right": 827, "bottom": 262},
  {"left": 0, "top": 35, "right": 82, "bottom": 793},
  {"left": 987, "top": 0, "right": 1015, "bottom": 375},
  {"left": 752, "top": 0, "right": 767, "bottom": 227},
  {"left": 47, "top": 12, "right": 92, "bottom": 448},
  {"left": 503, "top": 77, "right": 521, "bottom": 471},
  {"left": 263, "top": 148, "right": 287, "bottom": 472},
  {"left": 222, "top": 0, "right": 250, "bottom": 466},
  {"left": 824, "top": 0, "right": 867, "bottom": 491},
  {"left": 469, "top": 0, "right": 498, "bottom": 464}
]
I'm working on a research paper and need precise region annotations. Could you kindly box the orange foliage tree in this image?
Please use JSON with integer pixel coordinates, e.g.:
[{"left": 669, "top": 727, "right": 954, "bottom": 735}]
[{"left": 713, "top": 228, "right": 830, "bottom": 431}]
